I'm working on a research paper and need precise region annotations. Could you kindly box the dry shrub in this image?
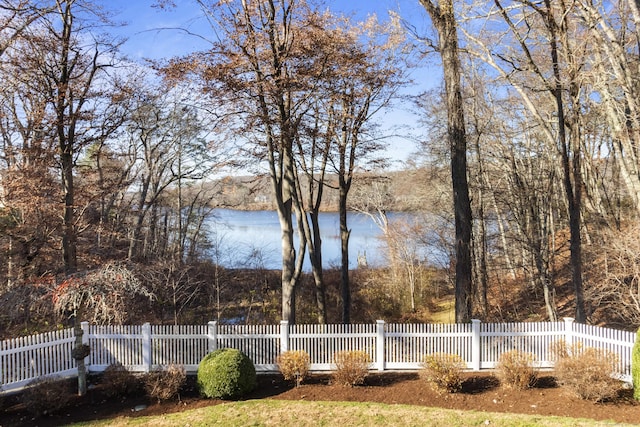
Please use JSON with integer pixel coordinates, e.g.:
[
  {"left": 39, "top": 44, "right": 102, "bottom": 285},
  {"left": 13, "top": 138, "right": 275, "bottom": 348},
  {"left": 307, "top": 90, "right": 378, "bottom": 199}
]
[
  {"left": 143, "top": 364, "right": 186, "bottom": 402},
  {"left": 551, "top": 341, "right": 621, "bottom": 402},
  {"left": 420, "top": 353, "right": 466, "bottom": 394},
  {"left": 332, "top": 350, "right": 371, "bottom": 386},
  {"left": 496, "top": 350, "right": 538, "bottom": 390},
  {"left": 277, "top": 350, "right": 310, "bottom": 387},
  {"left": 585, "top": 224, "right": 640, "bottom": 326},
  {"left": 101, "top": 363, "right": 140, "bottom": 397},
  {"left": 20, "top": 376, "right": 73, "bottom": 416}
]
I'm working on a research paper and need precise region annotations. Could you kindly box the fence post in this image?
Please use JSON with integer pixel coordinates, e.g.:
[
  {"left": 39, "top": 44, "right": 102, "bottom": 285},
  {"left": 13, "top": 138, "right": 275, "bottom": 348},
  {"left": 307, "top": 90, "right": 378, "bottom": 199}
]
[
  {"left": 81, "top": 321, "right": 90, "bottom": 367},
  {"left": 280, "top": 320, "right": 289, "bottom": 353},
  {"left": 376, "top": 320, "right": 385, "bottom": 371},
  {"left": 142, "top": 323, "right": 151, "bottom": 373},
  {"left": 207, "top": 321, "right": 218, "bottom": 354},
  {"left": 471, "top": 319, "right": 481, "bottom": 371},
  {"left": 563, "top": 317, "right": 575, "bottom": 350}
]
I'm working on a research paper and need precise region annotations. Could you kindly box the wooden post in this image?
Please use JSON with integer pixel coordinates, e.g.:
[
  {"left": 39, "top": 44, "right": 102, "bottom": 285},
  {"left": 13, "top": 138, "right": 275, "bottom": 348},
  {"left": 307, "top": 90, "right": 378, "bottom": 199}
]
[
  {"left": 73, "top": 321, "right": 88, "bottom": 396},
  {"left": 376, "top": 320, "right": 385, "bottom": 371},
  {"left": 142, "top": 323, "right": 151, "bottom": 372},
  {"left": 81, "top": 321, "right": 90, "bottom": 367},
  {"left": 207, "top": 321, "right": 218, "bottom": 354},
  {"left": 564, "top": 317, "right": 575, "bottom": 351},
  {"left": 280, "top": 320, "right": 289, "bottom": 353},
  {"left": 471, "top": 319, "right": 481, "bottom": 371}
]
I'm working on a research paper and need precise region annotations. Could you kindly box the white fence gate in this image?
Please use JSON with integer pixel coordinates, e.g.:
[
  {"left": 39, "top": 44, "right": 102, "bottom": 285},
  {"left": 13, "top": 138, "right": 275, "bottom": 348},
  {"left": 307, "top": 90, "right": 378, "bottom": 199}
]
[{"left": 1, "top": 318, "right": 636, "bottom": 394}]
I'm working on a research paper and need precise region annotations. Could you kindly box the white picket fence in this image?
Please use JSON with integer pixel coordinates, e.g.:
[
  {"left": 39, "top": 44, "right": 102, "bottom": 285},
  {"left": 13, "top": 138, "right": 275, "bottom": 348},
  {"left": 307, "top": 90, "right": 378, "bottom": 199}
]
[{"left": 0, "top": 318, "right": 636, "bottom": 394}]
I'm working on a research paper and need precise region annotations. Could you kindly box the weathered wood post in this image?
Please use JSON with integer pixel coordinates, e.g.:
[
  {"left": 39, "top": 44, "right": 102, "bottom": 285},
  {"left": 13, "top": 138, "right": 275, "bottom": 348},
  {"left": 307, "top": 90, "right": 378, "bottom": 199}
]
[{"left": 72, "top": 321, "right": 90, "bottom": 396}]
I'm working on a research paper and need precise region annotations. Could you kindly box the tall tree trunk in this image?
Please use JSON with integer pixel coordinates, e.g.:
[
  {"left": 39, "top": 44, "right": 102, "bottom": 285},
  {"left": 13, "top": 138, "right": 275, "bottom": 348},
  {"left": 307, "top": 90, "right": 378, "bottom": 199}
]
[
  {"left": 339, "top": 185, "right": 351, "bottom": 324},
  {"left": 473, "top": 133, "right": 489, "bottom": 317},
  {"left": 278, "top": 146, "right": 299, "bottom": 324},
  {"left": 544, "top": 0, "right": 586, "bottom": 322},
  {"left": 420, "top": 0, "right": 474, "bottom": 323},
  {"left": 309, "top": 211, "right": 327, "bottom": 323},
  {"left": 57, "top": 2, "right": 77, "bottom": 275},
  {"left": 61, "top": 149, "right": 77, "bottom": 274},
  {"left": 294, "top": 127, "right": 328, "bottom": 324}
]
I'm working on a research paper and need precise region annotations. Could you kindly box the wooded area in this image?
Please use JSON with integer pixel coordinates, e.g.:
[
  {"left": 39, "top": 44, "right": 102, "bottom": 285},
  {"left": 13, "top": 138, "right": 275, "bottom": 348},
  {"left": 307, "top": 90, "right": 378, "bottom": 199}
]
[{"left": 0, "top": 0, "right": 639, "bottom": 338}]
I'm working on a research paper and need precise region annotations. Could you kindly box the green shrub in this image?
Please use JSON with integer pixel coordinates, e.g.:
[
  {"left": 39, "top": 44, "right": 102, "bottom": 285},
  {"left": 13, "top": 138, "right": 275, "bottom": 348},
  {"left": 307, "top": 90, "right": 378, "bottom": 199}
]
[
  {"left": 332, "top": 350, "right": 371, "bottom": 386},
  {"left": 633, "top": 327, "right": 640, "bottom": 401},
  {"left": 197, "top": 348, "right": 257, "bottom": 399},
  {"left": 496, "top": 350, "right": 538, "bottom": 390},
  {"left": 552, "top": 342, "right": 620, "bottom": 402},
  {"left": 101, "top": 363, "right": 140, "bottom": 397},
  {"left": 20, "top": 376, "right": 73, "bottom": 416},
  {"left": 142, "top": 364, "right": 186, "bottom": 402},
  {"left": 277, "top": 350, "right": 311, "bottom": 387},
  {"left": 420, "top": 353, "right": 466, "bottom": 394}
]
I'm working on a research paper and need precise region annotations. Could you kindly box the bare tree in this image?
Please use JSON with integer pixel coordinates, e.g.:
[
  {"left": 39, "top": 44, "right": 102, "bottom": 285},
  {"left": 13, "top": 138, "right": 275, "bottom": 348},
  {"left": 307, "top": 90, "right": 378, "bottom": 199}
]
[
  {"left": 573, "top": 0, "right": 640, "bottom": 216},
  {"left": 124, "top": 83, "right": 214, "bottom": 261},
  {"left": 164, "top": 0, "right": 326, "bottom": 323},
  {"left": 419, "top": 0, "right": 474, "bottom": 323},
  {"left": 587, "top": 224, "right": 640, "bottom": 327},
  {"left": 322, "top": 14, "right": 408, "bottom": 324},
  {"left": 0, "top": 0, "right": 56, "bottom": 56}
]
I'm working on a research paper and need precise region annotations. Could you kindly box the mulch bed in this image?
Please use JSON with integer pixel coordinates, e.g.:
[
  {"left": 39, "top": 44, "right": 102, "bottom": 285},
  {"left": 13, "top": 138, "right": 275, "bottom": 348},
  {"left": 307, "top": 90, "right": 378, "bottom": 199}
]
[{"left": 1, "top": 372, "right": 640, "bottom": 426}]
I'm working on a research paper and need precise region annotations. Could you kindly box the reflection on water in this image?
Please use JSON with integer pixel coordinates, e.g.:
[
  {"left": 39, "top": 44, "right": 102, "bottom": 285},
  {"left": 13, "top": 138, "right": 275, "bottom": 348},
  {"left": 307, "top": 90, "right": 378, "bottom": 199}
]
[{"left": 206, "top": 209, "right": 446, "bottom": 271}]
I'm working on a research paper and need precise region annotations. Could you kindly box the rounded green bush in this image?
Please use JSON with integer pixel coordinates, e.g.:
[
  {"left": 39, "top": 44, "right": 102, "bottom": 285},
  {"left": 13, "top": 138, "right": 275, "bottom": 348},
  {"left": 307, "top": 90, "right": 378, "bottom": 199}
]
[{"left": 197, "top": 348, "right": 257, "bottom": 399}]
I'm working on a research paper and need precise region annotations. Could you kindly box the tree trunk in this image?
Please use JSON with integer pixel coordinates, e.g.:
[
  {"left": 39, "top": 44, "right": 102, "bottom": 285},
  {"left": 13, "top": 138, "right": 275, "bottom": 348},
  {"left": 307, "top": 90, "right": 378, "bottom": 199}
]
[
  {"left": 278, "top": 217, "right": 297, "bottom": 323},
  {"left": 339, "top": 186, "right": 351, "bottom": 324},
  {"left": 420, "top": 0, "right": 474, "bottom": 323},
  {"left": 473, "top": 136, "right": 489, "bottom": 317},
  {"left": 277, "top": 144, "right": 300, "bottom": 324},
  {"left": 61, "top": 149, "right": 77, "bottom": 274},
  {"left": 545, "top": 0, "right": 586, "bottom": 322},
  {"left": 309, "top": 211, "right": 327, "bottom": 324},
  {"left": 57, "top": 2, "right": 77, "bottom": 275}
]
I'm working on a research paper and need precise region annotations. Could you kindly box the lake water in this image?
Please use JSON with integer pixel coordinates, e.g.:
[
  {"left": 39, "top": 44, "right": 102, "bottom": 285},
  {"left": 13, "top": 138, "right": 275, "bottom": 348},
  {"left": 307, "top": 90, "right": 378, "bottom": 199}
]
[
  {"left": 206, "top": 209, "right": 446, "bottom": 270},
  {"left": 207, "top": 209, "right": 384, "bottom": 270}
]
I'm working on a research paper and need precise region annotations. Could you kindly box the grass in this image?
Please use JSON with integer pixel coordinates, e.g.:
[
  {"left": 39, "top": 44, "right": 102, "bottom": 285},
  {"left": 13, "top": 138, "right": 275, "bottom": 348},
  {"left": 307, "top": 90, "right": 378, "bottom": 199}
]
[
  {"left": 430, "top": 298, "right": 455, "bottom": 323},
  {"left": 70, "top": 399, "right": 632, "bottom": 427}
]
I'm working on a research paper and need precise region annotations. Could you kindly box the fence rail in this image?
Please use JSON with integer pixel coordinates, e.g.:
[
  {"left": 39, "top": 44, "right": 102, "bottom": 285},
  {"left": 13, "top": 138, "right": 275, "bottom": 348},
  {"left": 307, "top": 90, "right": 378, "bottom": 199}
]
[{"left": 1, "top": 318, "right": 635, "bottom": 394}]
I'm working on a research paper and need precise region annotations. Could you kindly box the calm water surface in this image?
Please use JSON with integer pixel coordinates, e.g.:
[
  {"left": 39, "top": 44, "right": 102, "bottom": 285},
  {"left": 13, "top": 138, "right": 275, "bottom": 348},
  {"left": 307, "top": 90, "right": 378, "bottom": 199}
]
[{"left": 207, "top": 209, "right": 392, "bottom": 270}]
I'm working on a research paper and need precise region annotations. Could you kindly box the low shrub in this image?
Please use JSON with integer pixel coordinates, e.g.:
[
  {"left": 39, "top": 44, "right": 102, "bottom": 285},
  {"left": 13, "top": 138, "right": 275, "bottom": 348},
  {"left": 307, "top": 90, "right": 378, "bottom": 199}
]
[
  {"left": 20, "top": 376, "right": 73, "bottom": 416},
  {"left": 332, "top": 350, "right": 371, "bottom": 386},
  {"left": 496, "top": 350, "right": 538, "bottom": 390},
  {"left": 142, "top": 364, "right": 186, "bottom": 402},
  {"left": 420, "top": 353, "right": 465, "bottom": 394},
  {"left": 552, "top": 342, "right": 620, "bottom": 402},
  {"left": 277, "top": 350, "right": 311, "bottom": 387},
  {"left": 101, "top": 363, "right": 140, "bottom": 397},
  {"left": 197, "top": 348, "right": 257, "bottom": 399}
]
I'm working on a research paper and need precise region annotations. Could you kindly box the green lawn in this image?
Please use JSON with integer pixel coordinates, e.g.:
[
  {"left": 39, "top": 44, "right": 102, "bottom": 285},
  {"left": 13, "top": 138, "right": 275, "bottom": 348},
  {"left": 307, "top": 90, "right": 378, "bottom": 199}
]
[{"left": 70, "top": 399, "right": 631, "bottom": 427}]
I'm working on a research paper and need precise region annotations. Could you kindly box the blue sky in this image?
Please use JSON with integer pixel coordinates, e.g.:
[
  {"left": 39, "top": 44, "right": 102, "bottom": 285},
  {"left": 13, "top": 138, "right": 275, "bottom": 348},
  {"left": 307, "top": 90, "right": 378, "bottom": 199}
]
[
  {"left": 108, "top": 0, "right": 431, "bottom": 60},
  {"left": 106, "top": 0, "right": 438, "bottom": 165}
]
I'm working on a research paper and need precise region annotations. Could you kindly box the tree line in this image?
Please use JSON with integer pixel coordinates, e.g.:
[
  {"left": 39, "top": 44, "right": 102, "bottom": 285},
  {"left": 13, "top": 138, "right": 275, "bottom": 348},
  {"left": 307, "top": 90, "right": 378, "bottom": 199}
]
[{"left": 0, "top": 0, "right": 639, "bottom": 333}]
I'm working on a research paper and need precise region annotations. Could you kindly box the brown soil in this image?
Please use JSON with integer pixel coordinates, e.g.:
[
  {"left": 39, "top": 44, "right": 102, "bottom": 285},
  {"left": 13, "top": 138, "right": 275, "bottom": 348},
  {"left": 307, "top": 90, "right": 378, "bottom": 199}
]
[{"left": 1, "top": 372, "right": 639, "bottom": 426}]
